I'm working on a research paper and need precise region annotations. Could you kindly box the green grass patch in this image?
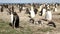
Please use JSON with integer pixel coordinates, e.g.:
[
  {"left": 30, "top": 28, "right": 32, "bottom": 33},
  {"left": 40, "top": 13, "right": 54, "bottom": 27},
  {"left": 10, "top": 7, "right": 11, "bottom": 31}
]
[
  {"left": 0, "top": 19, "right": 54, "bottom": 34},
  {"left": 37, "top": 27, "right": 53, "bottom": 32}
]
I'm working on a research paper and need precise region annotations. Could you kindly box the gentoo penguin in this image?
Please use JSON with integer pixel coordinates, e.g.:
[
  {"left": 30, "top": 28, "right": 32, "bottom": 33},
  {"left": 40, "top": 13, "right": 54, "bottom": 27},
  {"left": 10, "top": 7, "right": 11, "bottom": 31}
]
[
  {"left": 47, "top": 21, "right": 56, "bottom": 28},
  {"left": 54, "top": 7, "right": 57, "bottom": 12},
  {"left": 13, "top": 12, "right": 19, "bottom": 28},
  {"left": 47, "top": 4, "right": 50, "bottom": 10},
  {"left": 12, "top": 6, "right": 14, "bottom": 12},
  {"left": 41, "top": 7, "right": 46, "bottom": 16},
  {"left": 54, "top": 5, "right": 57, "bottom": 12},
  {"left": 10, "top": 12, "right": 19, "bottom": 28},
  {"left": 26, "top": 8, "right": 30, "bottom": 14},
  {"left": 38, "top": 5, "right": 43, "bottom": 12},
  {"left": 1, "top": 6, "right": 3, "bottom": 12},
  {"left": 34, "top": 8, "right": 38, "bottom": 14},
  {"left": 19, "top": 6, "right": 22, "bottom": 12},
  {"left": 45, "top": 9, "right": 52, "bottom": 21},
  {"left": 30, "top": 6, "right": 35, "bottom": 18}
]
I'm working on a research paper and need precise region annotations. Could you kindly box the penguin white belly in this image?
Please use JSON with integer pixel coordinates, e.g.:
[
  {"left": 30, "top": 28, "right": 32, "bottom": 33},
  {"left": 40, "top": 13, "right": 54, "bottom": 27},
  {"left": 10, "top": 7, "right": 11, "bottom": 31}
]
[
  {"left": 30, "top": 10, "right": 35, "bottom": 18},
  {"left": 42, "top": 9, "right": 46, "bottom": 16},
  {"left": 23, "top": 7, "right": 26, "bottom": 10},
  {"left": 39, "top": 6, "right": 42, "bottom": 12},
  {"left": 55, "top": 8, "right": 57, "bottom": 12},
  {"left": 11, "top": 14, "right": 13, "bottom": 23},
  {"left": 45, "top": 11, "right": 52, "bottom": 21}
]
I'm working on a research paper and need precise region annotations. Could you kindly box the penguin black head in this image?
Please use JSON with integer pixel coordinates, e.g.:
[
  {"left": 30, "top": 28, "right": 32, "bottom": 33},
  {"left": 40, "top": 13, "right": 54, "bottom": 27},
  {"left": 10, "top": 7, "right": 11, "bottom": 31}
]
[
  {"left": 30, "top": 18, "right": 34, "bottom": 24},
  {"left": 38, "top": 20, "right": 41, "bottom": 24},
  {"left": 13, "top": 12, "right": 17, "bottom": 15}
]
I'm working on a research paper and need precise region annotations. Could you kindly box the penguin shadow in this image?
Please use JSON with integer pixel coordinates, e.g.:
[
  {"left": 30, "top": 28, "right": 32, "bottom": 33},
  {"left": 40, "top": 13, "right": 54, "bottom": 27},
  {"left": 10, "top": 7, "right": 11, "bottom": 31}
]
[{"left": 47, "top": 21, "right": 56, "bottom": 28}]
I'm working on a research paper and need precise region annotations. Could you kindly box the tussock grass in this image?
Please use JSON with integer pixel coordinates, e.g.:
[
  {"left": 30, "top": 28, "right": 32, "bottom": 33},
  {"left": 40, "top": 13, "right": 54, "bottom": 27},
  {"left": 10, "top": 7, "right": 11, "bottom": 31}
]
[{"left": 37, "top": 27, "right": 53, "bottom": 32}]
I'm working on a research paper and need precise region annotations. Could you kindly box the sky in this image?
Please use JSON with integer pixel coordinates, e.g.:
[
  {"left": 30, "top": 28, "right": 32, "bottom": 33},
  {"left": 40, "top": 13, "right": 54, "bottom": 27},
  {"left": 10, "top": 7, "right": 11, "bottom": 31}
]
[{"left": 0, "top": 0, "right": 60, "bottom": 3}]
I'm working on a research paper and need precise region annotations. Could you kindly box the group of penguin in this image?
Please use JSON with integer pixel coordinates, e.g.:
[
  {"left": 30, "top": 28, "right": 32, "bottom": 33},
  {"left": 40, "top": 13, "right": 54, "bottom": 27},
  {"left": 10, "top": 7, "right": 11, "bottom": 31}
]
[
  {"left": 7, "top": 4, "right": 57, "bottom": 28},
  {"left": 29, "top": 5, "right": 56, "bottom": 28}
]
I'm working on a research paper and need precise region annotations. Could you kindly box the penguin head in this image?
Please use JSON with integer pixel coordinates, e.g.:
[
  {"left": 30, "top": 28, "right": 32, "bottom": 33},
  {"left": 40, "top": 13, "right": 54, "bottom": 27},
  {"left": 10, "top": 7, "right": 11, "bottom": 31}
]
[
  {"left": 12, "top": 12, "right": 17, "bottom": 16},
  {"left": 30, "top": 18, "right": 34, "bottom": 24}
]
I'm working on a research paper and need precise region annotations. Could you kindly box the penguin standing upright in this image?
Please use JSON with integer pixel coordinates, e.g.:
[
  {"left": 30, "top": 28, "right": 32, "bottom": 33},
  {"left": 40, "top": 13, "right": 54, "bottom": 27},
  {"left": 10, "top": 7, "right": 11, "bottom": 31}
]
[
  {"left": 10, "top": 12, "right": 19, "bottom": 28},
  {"left": 19, "top": 6, "right": 22, "bottom": 12},
  {"left": 13, "top": 12, "right": 19, "bottom": 28},
  {"left": 1, "top": 6, "right": 3, "bottom": 12},
  {"left": 26, "top": 8, "right": 30, "bottom": 14},
  {"left": 34, "top": 8, "right": 38, "bottom": 15},
  {"left": 47, "top": 5, "right": 50, "bottom": 10},
  {"left": 29, "top": 6, "right": 35, "bottom": 24},
  {"left": 54, "top": 4, "right": 58, "bottom": 12},
  {"left": 30, "top": 6, "right": 35, "bottom": 18},
  {"left": 38, "top": 5, "right": 43, "bottom": 12},
  {"left": 54, "top": 5, "right": 57, "bottom": 12},
  {"left": 45, "top": 9, "right": 52, "bottom": 21},
  {"left": 41, "top": 7, "right": 46, "bottom": 16},
  {"left": 54, "top": 8, "right": 57, "bottom": 12}
]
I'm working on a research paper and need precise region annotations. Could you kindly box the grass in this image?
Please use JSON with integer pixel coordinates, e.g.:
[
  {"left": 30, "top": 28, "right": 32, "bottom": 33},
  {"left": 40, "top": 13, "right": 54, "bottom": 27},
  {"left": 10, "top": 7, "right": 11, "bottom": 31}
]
[
  {"left": 37, "top": 27, "right": 53, "bottom": 32},
  {"left": 0, "top": 19, "right": 54, "bottom": 34}
]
